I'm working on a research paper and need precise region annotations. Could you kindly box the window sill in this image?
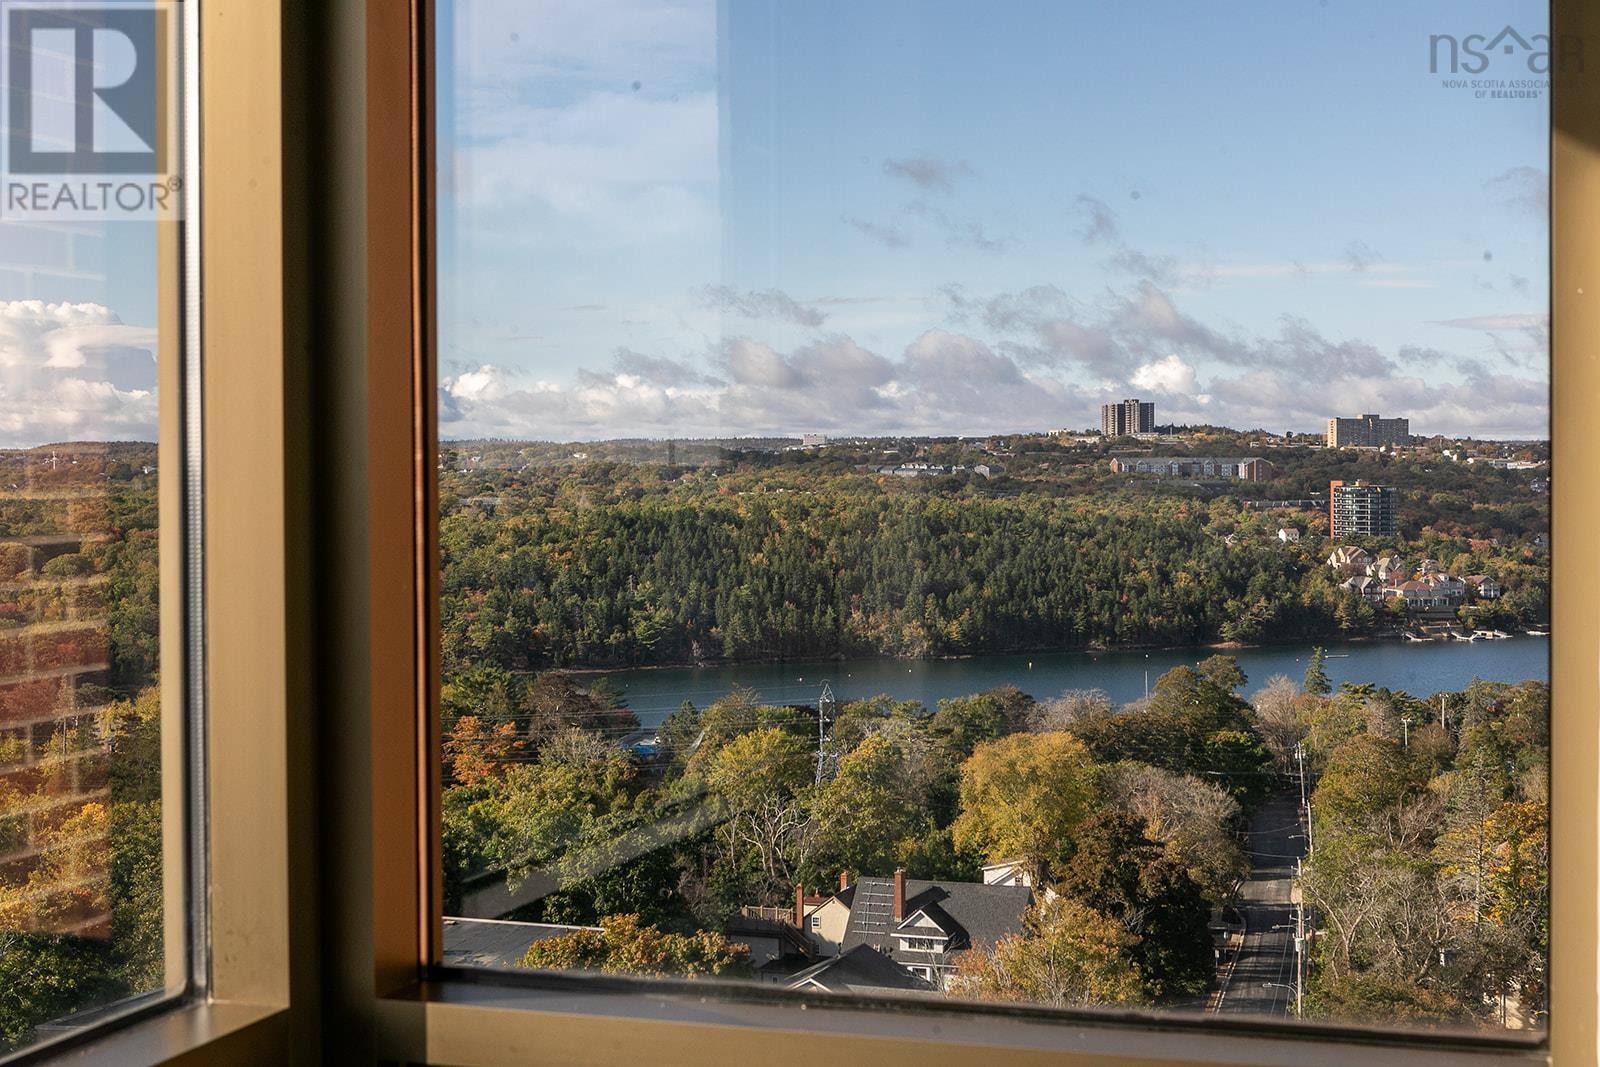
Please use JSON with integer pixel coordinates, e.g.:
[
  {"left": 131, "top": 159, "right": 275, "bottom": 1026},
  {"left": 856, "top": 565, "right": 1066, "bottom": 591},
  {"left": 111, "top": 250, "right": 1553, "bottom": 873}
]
[
  {"left": 376, "top": 974, "right": 1545, "bottom": 1067},
  {"left": 29, "top": 1002, "right": 286, "bottom": 1067}
]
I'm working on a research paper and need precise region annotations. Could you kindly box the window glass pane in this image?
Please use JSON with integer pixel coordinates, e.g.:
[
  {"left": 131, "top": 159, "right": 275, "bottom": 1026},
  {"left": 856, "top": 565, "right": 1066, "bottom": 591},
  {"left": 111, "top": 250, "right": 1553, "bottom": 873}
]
[
  {"left": 436, "top": 0, "right": 1550, "bottom": 1039},
  {"left": 0, "top": 0, "right": 189, "bottom": 1056}
]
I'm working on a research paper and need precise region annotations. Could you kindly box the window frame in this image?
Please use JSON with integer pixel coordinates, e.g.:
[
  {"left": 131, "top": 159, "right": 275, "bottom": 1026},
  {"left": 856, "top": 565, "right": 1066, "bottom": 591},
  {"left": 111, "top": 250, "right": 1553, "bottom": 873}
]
[
  {"left": 383, "top": 1, "right": 1591, "bottom": 1063},
  {"left": 30, "top": 0, "right": 1597, "bottom": 1062},
  {"left": 1, "top": 0, "right": 202, "bottom": 1061}
]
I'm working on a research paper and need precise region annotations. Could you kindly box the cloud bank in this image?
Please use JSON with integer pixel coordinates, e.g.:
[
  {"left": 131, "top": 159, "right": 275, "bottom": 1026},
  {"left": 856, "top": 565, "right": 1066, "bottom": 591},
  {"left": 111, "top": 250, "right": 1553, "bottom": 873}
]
[
  {"left": 440, "top": 276, "right": 1548, "bottom": 442},
  {"left": 0, "top": 301, "right": 158, "bottom": 447}
]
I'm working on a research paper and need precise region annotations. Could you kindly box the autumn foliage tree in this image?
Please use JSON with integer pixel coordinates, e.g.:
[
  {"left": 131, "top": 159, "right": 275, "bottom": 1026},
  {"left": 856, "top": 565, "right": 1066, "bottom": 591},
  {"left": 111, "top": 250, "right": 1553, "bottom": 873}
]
[
  {"left": 950, "top": 732, "right": 1096, "bottom": 885},
  {"left": 520, "top": 913, "right": 750, "bottom": 978},
  {"left": 951, "top": 897, "right": 1144, "bottom": 1008}
]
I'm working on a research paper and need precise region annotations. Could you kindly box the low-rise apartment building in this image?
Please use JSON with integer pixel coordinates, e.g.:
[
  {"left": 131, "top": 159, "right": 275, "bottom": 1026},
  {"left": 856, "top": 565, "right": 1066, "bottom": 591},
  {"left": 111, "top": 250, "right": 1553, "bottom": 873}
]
[{"left": 1109, "top": 456, "right": 1274, "bottom": 481}]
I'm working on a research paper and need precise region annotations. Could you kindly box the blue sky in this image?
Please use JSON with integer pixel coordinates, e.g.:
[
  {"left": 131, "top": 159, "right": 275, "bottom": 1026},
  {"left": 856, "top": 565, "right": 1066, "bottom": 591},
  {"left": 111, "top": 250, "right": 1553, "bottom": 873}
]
[
  {"left": 0, "top": 0, "right": 1550, "bottom": 449},
  {"left": 436, "top": 0, "right": 1550, "bottom": 442}
]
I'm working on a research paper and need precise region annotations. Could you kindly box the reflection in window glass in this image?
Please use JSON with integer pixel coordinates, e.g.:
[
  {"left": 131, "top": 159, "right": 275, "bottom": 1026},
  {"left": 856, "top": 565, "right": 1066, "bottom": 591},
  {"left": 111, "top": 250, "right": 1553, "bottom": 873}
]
[
  {"left": 0, "top": 0, "right": 186, "bottom": 1055},
  {"left": 437, "top": 0, "right": 1550, "bottom": 1036}
]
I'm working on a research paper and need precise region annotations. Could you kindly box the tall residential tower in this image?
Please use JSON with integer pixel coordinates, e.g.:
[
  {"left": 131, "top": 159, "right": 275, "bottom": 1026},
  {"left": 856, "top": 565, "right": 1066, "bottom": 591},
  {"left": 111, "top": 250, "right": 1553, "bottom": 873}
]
[
  {"left": 1329, "top": 480, "right": 1399, "bottom": 538},
  {"left": 1101, "top": 399, "right": 1155, "bottom": 437}
]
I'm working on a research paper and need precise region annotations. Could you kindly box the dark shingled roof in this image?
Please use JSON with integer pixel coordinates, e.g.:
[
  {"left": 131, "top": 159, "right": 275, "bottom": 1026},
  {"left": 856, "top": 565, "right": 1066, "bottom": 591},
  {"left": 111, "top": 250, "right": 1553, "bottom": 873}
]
[
  {"left": 839, "top": 876, "right": 1031, "bottom": 959},
  {"left": 785, "top": 945, "right": 936, "bottom": 994},
  {"left": 442, "top": 917, "right": 600, "bottom": 969}
]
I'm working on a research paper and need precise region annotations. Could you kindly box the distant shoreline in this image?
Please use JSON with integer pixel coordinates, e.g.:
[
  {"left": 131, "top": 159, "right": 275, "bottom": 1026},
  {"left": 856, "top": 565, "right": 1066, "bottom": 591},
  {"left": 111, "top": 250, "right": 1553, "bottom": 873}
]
[{"left": 551, "top": 630, "right": 1438, "bottom": 677}]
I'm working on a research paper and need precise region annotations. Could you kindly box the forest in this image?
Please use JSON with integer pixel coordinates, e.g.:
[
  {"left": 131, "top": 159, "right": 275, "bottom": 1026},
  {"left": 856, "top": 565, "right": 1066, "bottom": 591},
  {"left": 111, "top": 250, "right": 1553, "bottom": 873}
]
[{"left": 439, "top": 436, "right": 1549, "bottom": 671}]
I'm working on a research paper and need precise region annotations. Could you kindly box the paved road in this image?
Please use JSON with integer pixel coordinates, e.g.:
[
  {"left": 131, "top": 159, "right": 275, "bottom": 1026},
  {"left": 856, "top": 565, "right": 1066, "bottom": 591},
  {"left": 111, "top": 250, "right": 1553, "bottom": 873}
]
[{"left": 1216, "top": 791, "right": 1307, "bottom": 1017}]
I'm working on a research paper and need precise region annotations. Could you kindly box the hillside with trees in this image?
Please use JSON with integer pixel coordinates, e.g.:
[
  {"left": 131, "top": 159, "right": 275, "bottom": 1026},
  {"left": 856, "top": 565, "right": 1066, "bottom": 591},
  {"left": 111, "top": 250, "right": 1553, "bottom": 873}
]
[{"left": 439, "top": 437, "right": 1549, "bottom": 670}]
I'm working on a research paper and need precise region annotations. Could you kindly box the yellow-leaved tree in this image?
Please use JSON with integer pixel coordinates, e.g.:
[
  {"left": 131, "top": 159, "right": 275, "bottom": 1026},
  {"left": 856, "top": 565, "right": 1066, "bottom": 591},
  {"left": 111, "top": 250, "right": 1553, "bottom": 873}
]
[{"left": 950, "top": 731, "right": 1097, "bottom": 885}]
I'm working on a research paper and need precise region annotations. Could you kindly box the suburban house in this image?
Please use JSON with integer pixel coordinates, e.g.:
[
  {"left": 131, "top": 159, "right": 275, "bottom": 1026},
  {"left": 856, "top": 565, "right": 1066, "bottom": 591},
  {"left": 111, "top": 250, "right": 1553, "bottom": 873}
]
[
  {"left": 1465, "top": 574, "right": 1503, "bottom": 599},
  {"left": 726, "top": 887, "right": 825, "bottom": 975},
  {"left": 785, "top": 945, "right": 936, "bottom": 994},
  {"left": 1340, "top": 575, "right": 1383, "bottom": 602},
  {"left": 1420, "top": 573, "right": 1467, "bottom": 604},
  {"left": 979, "top": 859, "right": 1032, "bottom": 887},
  {"left": 806, "top": 870, "right": 1034, "bottom": 991},
  {"left": 1277, "top": 527, "right": 1301, "bottom": 543},
  {"left": 804, "top": 872, "right": 857, "bottom": 958},
  {"left": 1368, "top": 555, "right": 1408, "bottom": 582},
  {"left": 1394, "top": 579, "right": 1459, "bottom": 611},
  {"left": 1326, "top": 545, "right": 1373, "bottom": 574}
]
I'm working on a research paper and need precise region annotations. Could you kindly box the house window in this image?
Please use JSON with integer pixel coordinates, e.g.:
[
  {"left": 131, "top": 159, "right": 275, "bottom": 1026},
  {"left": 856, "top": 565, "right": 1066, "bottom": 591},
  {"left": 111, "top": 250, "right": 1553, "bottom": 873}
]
[{"left": 431, "top": 0, "right": 1550, "bottom": 1047}]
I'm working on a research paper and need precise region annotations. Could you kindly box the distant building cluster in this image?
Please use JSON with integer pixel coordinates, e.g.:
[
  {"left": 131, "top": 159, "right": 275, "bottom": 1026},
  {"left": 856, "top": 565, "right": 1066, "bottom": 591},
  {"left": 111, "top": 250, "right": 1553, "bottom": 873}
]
[
  {"left": 1329, "top": 480, "right": 1399, "bottom": 538},
  {"left": 1328, "top": 547, "right": 1501, "bottom": 613},
  {"left": 870, "top": 462, "right": 1005, "bottom": 479},
  {"left": 1109, "top": 456, "right": 1275, "bottom": 482},
  {"left": 1244, "top": 497, "right": 1326, "bottom": 511},
  {"left": 1326, "top": 413, "right": 1410, "bottom": 448},
  {"left": 1101, "top": 398, "right": 1155, "bottom": 437}
]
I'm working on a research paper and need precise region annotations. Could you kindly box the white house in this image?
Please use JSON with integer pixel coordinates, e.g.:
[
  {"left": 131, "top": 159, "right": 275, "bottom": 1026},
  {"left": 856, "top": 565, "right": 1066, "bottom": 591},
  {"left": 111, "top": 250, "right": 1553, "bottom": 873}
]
[
  {"left": 1368, "top": 555, "right": 1407, "bottom": 582},
  {"left": 980, "top": 859, "right": 1032, "bottom": 887},
  {"left": 1327, "top": 545, "right": 1373, "bottom": 574}
]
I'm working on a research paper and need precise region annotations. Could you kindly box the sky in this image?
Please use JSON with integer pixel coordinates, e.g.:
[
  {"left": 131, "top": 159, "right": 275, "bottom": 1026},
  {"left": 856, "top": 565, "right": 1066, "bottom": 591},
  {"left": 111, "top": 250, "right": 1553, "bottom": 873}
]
[
  {"left": 434, "top": 0, "right": 1551, "bottom": 443},
  {"left": 0, "top": 0, "right": 1552, "bottom": 448}
]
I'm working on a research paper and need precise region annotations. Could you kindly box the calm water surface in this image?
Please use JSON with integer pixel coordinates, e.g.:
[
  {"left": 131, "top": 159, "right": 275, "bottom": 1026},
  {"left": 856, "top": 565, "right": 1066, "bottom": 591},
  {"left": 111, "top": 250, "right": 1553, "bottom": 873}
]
[{"left": 597, "top": 636, "right": 1551, "bottom": 729}]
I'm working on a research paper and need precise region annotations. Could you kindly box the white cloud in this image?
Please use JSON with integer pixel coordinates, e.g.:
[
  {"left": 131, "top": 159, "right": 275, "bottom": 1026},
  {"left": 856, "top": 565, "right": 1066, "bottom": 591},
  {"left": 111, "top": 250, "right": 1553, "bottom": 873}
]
[
  {"left": 0, "top": 301, "right": 157, "bottom": 447},
  {"left": 441, "top": 328, "right": 1084, "bottom": 440},
  {"left": 1131, "top": 355, "right": 1199, "bottom": 395}
]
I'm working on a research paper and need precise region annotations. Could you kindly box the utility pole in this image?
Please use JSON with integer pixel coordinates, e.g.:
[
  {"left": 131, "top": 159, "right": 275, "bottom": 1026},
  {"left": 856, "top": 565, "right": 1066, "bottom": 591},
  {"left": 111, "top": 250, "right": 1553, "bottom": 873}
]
[
  {"left": 1439, "top": 692, "right": 1447, "bottom": 730},
  {"left": 1294, "top": 894, "right": 1306, "bottom": 1019},
  {"left": 1294, "top": 742, "right": 1313, "bottom": 855},
  {"left": 1401, "top": 715, "right": 1413, "bottom": 748}
]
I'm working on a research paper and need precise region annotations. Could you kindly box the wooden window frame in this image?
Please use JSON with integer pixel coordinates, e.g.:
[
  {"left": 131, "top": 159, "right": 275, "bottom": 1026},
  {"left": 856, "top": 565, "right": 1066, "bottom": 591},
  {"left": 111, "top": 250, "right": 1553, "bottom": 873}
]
[{"left": 34, "top": 0, "right": 1598, "bottom": 1063}]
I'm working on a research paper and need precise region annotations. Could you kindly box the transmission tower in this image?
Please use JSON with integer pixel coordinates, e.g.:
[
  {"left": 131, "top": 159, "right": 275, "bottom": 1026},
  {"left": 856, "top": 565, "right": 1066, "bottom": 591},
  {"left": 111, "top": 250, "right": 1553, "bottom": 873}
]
[{"left": 815, "top": 681, "right": 839, "bottom": 783}]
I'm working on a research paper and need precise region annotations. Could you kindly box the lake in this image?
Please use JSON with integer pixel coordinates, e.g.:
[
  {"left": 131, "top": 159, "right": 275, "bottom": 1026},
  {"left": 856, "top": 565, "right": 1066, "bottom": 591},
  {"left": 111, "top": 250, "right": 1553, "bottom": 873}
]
[{"left": 596, "top": 636, "right": 1551, "bottom": 730}]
